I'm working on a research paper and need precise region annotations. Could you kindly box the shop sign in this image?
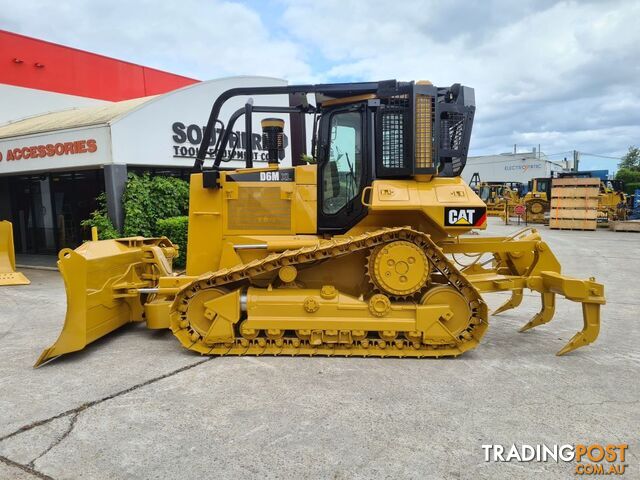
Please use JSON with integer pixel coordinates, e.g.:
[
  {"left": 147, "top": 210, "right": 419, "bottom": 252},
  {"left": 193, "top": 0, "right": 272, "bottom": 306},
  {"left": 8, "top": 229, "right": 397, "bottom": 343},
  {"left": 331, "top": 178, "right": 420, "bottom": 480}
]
[
  {"left": 170, "top": 122, "right": 288, "bottom": 163},
  {"left": 504, "top": 163, "right": 542, "bottom": 172},
  {"left": 0, "top": 139, "right": 97, "bottom": 162}
]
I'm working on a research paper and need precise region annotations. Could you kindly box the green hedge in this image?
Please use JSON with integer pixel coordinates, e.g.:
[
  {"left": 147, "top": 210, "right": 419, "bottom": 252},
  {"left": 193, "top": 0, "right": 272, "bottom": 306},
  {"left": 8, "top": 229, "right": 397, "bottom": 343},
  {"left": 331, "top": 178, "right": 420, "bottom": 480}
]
[
  {"left": 80, "top": 193, "right": 119, "bottom": 239},
  {"left": 122, "top": 173, "right": 189, "bottom": 237},
  {"left": 615, "top": 168, "right": 640, "bottom": 194},
  {"left": 156, "top": 216, "right": 189, "bottom": 268},
  {"left": 626, "top": 182, "right": 640, "bottom": 196},
  {"left": 81, "top": 173, "right": 190, "bottom": 267}
]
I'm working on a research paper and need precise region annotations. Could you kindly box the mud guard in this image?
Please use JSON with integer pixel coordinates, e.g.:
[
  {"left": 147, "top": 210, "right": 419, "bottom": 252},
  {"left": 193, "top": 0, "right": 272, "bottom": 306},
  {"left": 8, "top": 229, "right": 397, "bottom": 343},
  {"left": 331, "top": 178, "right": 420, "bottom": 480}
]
[{"left": 34, "top": 238, "right": 176, "bottom": 367}]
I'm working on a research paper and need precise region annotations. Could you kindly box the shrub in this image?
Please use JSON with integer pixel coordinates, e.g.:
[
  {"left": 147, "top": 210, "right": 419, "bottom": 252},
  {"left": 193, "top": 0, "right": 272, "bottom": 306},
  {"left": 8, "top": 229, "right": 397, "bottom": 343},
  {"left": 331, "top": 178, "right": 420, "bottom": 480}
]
[
  {"left": 626, "top": 182, "right": 640, "bottom": 196},
  {"left": 80, "top": 193, "right": 119, "bottom": 239},
  {"left": 156, "top": 216, "right": 189, "bottom": 268},
  {"left": 122, "top": 173, "right": 189, "bottom": 237},
  {"left": 82, "top": 173, "right": 190, "bottom": 262},
  {"left": 615, "top": 168, "right": 640, "bottom": 194}
]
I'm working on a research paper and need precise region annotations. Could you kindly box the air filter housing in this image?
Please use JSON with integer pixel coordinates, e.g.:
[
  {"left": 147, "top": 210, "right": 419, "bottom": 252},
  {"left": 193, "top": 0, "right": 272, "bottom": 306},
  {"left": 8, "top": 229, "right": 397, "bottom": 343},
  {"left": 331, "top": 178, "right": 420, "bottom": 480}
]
[{"left": 261, "top": 118, "right": 285, "bottom": 165}]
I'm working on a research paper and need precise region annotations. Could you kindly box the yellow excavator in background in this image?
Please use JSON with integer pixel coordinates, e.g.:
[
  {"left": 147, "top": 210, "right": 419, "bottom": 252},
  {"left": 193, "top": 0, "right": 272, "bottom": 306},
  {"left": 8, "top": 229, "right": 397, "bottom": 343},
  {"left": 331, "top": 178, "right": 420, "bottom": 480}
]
[
  {"left": 0, "top": 221, "right": 30, "bottom": 286},
  {"left": 35, "top": 80, "right": 604, "bottom": 367}
]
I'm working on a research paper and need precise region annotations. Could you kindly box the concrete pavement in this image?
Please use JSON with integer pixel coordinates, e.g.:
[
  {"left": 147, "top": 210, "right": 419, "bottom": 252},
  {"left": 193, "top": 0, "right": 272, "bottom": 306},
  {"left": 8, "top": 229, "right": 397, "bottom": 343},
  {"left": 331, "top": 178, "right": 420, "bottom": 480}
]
[{"left": 0, "top": 218, "right": 638, "bottom": 479}]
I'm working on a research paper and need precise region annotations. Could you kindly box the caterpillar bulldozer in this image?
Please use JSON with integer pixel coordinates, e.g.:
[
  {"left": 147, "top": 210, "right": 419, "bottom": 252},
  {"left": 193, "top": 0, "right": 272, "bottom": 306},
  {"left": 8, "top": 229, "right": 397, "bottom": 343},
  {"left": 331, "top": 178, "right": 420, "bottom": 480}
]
[
  {"left": 35, "top": 80, "right": 604, "bottom": 367},
  {"left": 477, "top": 182, "right": 524, "bottom": 217},
  {"left": 522, "top": 178, "right": 551, "bottom": 223}
]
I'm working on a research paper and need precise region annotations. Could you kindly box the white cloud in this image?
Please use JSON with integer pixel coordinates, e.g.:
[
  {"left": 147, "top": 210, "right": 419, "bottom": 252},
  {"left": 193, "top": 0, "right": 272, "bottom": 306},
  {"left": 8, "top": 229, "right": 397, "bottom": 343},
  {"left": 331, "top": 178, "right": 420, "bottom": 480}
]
[
  {"left": 0, "top": 0, "right": 314, "bottom": 81},
  {"left": 281, "top": 0, "right": 640, "bottom": 166},
  {"left": 1, "top": 0, "right": 638, "bottom": 169}
]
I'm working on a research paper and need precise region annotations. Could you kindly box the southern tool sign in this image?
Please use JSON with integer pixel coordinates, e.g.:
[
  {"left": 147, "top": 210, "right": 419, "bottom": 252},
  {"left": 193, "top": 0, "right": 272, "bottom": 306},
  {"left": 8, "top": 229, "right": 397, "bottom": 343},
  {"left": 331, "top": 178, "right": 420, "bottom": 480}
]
[{"left": 171, "top": 121, "right": 288, "bottom": 163}]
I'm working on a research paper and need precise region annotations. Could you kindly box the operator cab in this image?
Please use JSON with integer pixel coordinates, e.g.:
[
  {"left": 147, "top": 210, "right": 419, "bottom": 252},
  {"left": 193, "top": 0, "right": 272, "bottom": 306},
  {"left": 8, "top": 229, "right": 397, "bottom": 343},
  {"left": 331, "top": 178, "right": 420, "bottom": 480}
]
[
  {"left": 193, "top": 80, "right": 476, "bottom": 234},
  {"left": 528, "top": 178, "right": 551, "bottom": 201},
  {"left": 317, "top": 106, "right": 368, "bottom": 232}
]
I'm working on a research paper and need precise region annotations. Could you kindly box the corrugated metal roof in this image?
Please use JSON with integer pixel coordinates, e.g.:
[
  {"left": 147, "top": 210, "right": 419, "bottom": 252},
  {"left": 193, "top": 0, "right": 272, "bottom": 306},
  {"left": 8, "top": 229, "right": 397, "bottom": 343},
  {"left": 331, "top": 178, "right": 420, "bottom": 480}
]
[{"left": 0, "top": 96, "right": 155, "bottom": 140}]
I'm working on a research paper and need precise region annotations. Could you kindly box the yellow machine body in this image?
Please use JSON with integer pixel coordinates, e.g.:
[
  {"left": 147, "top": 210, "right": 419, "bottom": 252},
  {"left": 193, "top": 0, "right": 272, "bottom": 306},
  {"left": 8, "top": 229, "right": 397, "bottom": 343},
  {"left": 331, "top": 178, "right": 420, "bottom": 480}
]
[
  {"left": 36, "top": 166, "right": 604, "bottom": 366},
  {"left": 478, "top": 183, "right": 522, "bottom": 217},
  {"left": 35, "top": 80, "right": 605, "bottom": 366},
  {"left": 0, "top": 220, "right": 30, "bottom": 286},
  {"left": 186, "top": 167, "right": 486, "bottom": 276},
  {"left": 597, "top": 185, "right": 627, "bottom": 223},
  {"left": 521, "top": 178, "right": 550, "bottom": 223}
]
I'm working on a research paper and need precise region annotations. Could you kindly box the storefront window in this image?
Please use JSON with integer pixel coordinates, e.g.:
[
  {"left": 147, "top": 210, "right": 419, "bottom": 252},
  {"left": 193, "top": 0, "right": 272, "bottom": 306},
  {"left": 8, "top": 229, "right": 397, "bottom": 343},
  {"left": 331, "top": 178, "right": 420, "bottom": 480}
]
[{"left": 9, "top": 171, "right": 103, "bottom": 254}]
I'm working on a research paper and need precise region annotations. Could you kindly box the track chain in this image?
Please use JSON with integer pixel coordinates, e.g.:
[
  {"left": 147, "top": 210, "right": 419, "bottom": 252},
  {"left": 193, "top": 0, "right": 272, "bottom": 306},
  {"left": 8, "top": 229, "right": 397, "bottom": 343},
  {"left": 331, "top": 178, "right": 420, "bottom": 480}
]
[{"left": 170, "top": 227, "right": 488, "bottom": 357}]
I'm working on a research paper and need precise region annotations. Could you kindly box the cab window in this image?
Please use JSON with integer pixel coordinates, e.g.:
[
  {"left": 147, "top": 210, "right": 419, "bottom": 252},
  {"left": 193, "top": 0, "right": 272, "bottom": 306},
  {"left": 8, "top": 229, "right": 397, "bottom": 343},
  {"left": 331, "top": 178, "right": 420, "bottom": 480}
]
[
  {"left": 322, "top": 112, "right": 362, "bottom": 214},
  {"left": 479, "top": 185, "right": 490, "bottom": 202},
  {"left": 538, "top": 180, "right": 549, "bottom": 192}
]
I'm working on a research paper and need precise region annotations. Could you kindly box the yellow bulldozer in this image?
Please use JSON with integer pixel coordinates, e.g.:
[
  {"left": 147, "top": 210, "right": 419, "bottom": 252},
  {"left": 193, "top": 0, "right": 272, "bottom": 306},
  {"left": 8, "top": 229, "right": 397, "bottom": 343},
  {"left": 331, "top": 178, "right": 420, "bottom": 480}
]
[
  {"left": 35, "top": 80, "right": 604, "bottom": 367},
  {"left": 521, "top": 177, "right": 551, "bottom": 223},
  {"left": 598, "top": 180, "right": 629, "bottom": 222},
  {"left": 477, "top": 182, "right": 524, "bottom": 217},
  {"left": 594, "top": 179, "right": 627, "bottom": 223}
]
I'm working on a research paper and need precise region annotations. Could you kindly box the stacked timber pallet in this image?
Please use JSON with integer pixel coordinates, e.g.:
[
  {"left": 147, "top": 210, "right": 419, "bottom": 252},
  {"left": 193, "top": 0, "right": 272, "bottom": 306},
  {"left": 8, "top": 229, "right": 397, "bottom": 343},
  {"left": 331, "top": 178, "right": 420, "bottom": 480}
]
[
  {"left": 609, "top": 220, "right": 640, "bottom": 232},
  {"left": 549, "top": 177, "right": 600, "bottom": 231}
]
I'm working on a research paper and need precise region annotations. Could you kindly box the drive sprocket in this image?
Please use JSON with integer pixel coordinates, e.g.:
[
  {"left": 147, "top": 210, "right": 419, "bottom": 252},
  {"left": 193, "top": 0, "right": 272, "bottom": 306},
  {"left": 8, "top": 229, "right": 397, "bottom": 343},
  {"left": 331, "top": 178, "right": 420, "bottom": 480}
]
[{"left": 366, "top": 240, "right": 430, "bottom": 298}]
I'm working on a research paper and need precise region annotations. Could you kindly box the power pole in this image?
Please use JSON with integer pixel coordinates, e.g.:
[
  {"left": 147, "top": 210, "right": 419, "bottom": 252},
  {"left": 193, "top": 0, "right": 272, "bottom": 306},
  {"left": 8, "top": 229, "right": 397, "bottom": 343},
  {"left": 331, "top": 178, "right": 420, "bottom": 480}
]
[{"left": 572, "top": 150, "right": 580, "bottom": 172}]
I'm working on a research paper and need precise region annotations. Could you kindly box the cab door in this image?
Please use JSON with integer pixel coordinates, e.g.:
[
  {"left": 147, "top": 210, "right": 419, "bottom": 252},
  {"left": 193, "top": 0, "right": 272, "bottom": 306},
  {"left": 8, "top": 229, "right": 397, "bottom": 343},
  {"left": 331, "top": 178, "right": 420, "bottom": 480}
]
[{"left": 317, "top": 104, "right": 370, "bottom": 233}]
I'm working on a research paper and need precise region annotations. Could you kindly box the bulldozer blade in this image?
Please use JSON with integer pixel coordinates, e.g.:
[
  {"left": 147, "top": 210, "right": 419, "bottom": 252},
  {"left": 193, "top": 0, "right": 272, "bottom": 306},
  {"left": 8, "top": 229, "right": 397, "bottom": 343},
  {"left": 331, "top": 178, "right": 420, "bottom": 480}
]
[
  {"left": 0, "top": 271, "right": 30, "bottom": 286},
  {"left": 35, "top": 238, "right": 174, "bottom": 367},
  {"left": 556, "top": 303, "right": 601, "bottom": 356},
  {"left": 493, "top": 289, "right": 523, "bottom": 315},
  {"left": 0, "top": 220, "right": 30, "bottom": 286}
]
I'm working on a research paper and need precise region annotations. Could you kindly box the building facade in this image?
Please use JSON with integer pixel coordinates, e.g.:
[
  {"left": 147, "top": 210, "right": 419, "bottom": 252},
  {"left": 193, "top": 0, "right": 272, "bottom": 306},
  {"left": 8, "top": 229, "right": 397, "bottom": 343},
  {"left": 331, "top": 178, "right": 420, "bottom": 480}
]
[
  {"left": 0, "top": 76, "right": 297, "bottom": 254},
  {"left": 0, "top": 32, "right": 298, "bottom": 255},
  {"left": 463, "top": 149, "right": 570, "bottom": 185}
]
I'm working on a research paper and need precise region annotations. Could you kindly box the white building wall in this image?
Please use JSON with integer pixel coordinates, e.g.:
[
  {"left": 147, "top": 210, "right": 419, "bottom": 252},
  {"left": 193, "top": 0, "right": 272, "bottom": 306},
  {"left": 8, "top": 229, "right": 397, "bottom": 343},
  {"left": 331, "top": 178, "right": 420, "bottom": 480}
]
[
  {"left": 110, "top": 76, "right": 291, "bottom": 170},
  {"left": 0, "top": 76, "right": 295, "bottom": 177},
  {"left": 0, "top": 84, "right": 108, "bottom": 126},
  {"left": 463, "top": 153, "right": 567, "bottom": 184}
]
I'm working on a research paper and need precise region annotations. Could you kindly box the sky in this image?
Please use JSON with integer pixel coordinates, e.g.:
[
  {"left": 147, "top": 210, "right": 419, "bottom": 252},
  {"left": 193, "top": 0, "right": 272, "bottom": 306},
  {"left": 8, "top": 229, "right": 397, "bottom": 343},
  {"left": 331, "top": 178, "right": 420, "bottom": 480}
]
[{"left": 2, "top": 0, "right": 639, "bottom": 172}]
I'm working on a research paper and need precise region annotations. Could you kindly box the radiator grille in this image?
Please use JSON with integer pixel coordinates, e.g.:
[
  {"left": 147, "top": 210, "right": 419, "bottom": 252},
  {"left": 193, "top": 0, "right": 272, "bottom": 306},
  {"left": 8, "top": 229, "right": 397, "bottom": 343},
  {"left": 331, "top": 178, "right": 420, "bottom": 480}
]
[
  {"left": 415, "top": 94, "right": 434, "bottom": 170},
  {"left": 380, "top": 94, "right": 409, "bottom": 170},
  {"left": 440, "top": 111, "right": 465, "bottom": 151},
  {"left": 228, "top": 187, "right": 291, "bottom": 231}
]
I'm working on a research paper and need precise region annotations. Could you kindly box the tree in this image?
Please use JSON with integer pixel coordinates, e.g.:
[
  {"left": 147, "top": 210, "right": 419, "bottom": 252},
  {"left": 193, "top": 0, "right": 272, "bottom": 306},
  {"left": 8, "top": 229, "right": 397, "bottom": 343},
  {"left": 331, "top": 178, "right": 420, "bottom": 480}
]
[{"left": 619, "top": 146, "right": 640, "bottom": 171}]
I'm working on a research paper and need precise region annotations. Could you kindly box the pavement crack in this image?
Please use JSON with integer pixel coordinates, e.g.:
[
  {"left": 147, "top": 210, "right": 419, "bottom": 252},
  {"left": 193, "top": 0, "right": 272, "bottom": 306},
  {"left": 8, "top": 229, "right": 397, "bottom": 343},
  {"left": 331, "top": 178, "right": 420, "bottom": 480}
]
[
  {"left": 27, "top": 412, "right": 80, "bottom": 469},
  {"left": 0, "top": 357, "right": 212, "bottom": 444},
  {"left": 566, "top": 399, "right": 639, "bottom": 408},
  {"left": 0, "top": 454, "right": 55, "bottom": 480}
]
